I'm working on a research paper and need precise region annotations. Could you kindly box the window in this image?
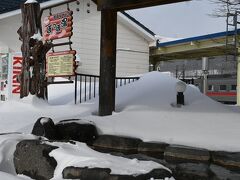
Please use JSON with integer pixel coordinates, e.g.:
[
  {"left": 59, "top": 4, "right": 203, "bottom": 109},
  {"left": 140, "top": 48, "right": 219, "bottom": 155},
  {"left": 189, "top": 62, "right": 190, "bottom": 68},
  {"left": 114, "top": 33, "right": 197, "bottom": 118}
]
[
  {"left": 208, "top": 85, "right": 214, "bottom": 91},
  {"left": 231, "top": 85, "right": 237, "bottom": 91},
  {"left": 219, "top": 85, "right": 227, "bottom": 91}
]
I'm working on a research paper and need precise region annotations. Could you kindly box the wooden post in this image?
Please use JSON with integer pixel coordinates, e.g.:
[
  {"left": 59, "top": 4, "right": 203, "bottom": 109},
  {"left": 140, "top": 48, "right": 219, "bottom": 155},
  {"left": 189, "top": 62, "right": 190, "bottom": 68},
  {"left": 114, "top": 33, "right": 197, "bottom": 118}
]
[
  {"left": 19, "top": 1, "right": 52, "bottom": 99},
  {"left": 20, "top": 2, "right": 40, "bottom": 98},
  {"left": 99, "top": 10, "right": 117, "bottom": 116}
]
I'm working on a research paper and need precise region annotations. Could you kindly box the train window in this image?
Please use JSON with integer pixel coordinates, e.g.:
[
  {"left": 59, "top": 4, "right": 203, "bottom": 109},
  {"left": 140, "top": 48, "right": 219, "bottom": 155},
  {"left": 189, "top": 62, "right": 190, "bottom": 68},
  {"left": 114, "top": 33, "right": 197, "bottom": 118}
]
[
  {"left": 219, "top": 85, "right": 227, "bottom": 91},
  {"left": 208, "top": 85, "right": 214, "bottom": 91},
  {"left": 231, "top": 85, "right": 237, "bottom": 91}
]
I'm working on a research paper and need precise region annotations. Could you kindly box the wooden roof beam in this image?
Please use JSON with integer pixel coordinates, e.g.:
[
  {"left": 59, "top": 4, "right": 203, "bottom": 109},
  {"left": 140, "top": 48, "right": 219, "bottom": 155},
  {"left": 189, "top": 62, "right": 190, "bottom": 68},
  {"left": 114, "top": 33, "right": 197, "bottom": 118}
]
[{"left": 96, "top": 0, "right": 190, "bottom": 11}]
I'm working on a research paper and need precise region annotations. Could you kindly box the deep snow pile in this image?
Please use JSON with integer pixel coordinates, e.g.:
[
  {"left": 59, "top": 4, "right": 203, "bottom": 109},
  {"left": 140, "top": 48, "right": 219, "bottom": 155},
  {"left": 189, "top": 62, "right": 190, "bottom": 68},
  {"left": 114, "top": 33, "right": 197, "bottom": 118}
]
[
  {"left": 0, "top": 71, "right": 240, "bottom": 179},
  {"left": 1, "top": 71, "right": 240, "bottom": 151},
  {"left": 0, "top": 71, "right": 240, "bottom": 151},
  {"left": 88, "top": 72, "right": 240, "bottom": 151}
]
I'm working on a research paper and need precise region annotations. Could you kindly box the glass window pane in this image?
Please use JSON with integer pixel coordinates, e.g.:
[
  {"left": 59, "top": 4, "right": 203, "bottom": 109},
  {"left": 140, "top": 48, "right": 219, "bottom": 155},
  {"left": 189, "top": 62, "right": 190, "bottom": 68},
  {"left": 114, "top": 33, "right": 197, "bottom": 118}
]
[
  {"left": 220, "top": 85, "right": 227, "bottom": 91},
  {"left": 231, "top": 85, "right": 236, "bottom": 91}
]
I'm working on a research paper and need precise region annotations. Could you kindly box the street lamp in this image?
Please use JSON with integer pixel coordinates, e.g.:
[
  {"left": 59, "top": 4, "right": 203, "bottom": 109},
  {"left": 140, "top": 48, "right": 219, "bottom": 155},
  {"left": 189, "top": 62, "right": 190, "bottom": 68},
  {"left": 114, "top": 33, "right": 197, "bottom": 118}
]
[{"left": 176, "top": 81, "right": 186, "bottom": 105}]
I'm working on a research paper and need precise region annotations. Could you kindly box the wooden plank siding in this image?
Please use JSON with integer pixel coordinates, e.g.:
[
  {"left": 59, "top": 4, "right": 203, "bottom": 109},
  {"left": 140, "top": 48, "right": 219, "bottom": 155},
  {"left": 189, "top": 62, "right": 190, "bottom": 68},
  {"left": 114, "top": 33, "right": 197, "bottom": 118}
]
[{"left": 0, "top": 0, "right": 154, "bottom": 76}]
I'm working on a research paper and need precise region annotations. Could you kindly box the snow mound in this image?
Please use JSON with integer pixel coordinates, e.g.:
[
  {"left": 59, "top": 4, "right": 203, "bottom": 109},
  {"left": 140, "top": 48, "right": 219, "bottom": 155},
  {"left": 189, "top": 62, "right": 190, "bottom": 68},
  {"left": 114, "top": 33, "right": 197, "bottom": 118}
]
[
  {"left": 115, "top": 71, "right": 230, "bottom": 113},
  {"left": 89, "top": 72, "right": 240, "bottom": 151}
]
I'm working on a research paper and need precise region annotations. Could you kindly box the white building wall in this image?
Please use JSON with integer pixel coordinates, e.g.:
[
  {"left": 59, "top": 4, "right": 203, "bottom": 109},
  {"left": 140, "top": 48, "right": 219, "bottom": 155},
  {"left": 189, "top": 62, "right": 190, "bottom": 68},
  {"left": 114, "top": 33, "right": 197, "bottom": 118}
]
[
  {"left": 0, "top": 0, "right": 152, "bottom": 76},
  {"left": 117, "top": 21, "right": 149, "bottom": 76},
  {"left": 0, "top": 15, "right": 22, "bottom": 52}
]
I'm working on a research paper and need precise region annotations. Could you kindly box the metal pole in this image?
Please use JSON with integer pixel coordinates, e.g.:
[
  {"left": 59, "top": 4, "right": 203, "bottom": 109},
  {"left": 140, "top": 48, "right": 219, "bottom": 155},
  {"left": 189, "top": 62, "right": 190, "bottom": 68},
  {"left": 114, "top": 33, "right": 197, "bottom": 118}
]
[
  {"left": 237, "top": 48, "right": 240, "bottom": 105},
  {"left": 202, "top": 57, "right": 208, "bottom": 95},
  {"left": 176, "top": 65, "right": 178, "bottom": 78}
]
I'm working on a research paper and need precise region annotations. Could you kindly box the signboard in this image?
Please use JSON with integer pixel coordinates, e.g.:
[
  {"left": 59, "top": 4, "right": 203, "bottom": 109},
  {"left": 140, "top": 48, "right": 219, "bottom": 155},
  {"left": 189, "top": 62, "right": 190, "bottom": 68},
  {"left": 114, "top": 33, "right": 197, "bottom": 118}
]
[
  {"left": 43, "top": 11, "right": 73, "bottom": 41},
  {"left": 12, "top": 55, "right": 22, "bottom": 94},
  {"left": 46, "top": 50, "right": 76, "bottom": 77},
  {"left": 0, "top": 54, "right": 9, "bottom": 100}
]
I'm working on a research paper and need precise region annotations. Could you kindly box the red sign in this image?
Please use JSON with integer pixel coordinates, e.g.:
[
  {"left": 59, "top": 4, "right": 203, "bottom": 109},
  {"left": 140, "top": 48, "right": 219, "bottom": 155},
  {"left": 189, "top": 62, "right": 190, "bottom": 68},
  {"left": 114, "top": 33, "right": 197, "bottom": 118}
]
[
  {"left": 43, "top": 11, "right": 73, "bottom": 41},
  {"left": 46, "top": 50, "right": 76, "bottom": 77},
  {"left": 12, "top": 56, "right": 22, "bottom": 94}
]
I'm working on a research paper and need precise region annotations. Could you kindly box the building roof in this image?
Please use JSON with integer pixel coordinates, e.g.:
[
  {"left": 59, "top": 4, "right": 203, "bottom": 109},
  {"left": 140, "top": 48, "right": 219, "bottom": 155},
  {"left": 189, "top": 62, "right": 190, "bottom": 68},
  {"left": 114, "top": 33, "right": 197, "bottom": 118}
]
[
  {"left": 121, "top": 11, "right": 155, "bottom": 36},
  {"left": 151, "top": 29, "right": 240, "bottom": 61},
  {"left": 0, "top": 0, "right": 49, "bottom": 14},
  {"left": 157, "top": 29, "right": 240, "bottom": 47},
  {"left": 0, "top": 0, "right": 155, "bottom": 39}
]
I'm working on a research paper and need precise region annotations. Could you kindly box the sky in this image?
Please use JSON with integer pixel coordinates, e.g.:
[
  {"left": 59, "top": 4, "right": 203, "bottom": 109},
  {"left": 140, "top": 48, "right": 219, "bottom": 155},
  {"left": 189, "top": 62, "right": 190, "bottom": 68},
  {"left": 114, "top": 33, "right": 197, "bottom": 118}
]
[{"left": 127, "top": 0, "right": 226, "bottom": 39}]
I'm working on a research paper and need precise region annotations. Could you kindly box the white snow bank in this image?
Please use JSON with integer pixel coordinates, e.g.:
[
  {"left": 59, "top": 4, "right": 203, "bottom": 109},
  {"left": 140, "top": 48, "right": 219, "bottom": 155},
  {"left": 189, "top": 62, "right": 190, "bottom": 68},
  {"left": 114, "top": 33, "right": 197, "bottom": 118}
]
[
  {"left": 86, "top": 72, "right": 240, "bottom": 151},
  {"left": 0, "top": 71, "right": 240, "bottom": 152},
  {"left": 49, "top": 141, "right": 170, "bottom": 179},
  {"left": 0, "top": 71, "right": 240, "bottom": 179},
  {"left": 0, "top": 95, "right": 94, "bottom": 133}
]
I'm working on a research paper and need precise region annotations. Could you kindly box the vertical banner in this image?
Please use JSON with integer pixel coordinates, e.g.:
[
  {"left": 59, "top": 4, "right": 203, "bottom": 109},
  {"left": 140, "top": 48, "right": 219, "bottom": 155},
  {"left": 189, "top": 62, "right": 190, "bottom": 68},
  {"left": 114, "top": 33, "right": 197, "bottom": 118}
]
[
  {"left": 0, "top": 54, "right": 9, "bottom": 100},
  {"left": 11, "top": 54, "right": 23, "bottom": 94}
]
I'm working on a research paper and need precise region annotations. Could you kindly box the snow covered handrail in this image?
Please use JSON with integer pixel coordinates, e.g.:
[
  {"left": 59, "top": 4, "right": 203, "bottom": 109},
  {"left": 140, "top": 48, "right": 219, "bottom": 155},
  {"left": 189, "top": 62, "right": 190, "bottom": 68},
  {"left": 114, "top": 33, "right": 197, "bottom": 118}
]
[{"left": 74, "top": 73, "right": 140, "bottom": 104}]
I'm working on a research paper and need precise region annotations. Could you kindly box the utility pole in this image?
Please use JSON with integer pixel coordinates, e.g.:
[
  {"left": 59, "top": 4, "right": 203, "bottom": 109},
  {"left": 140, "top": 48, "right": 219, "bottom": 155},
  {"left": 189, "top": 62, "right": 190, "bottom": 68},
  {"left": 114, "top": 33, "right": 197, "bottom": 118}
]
[{"left": 237, "top": 48, "right": 240, "bottom": 105}]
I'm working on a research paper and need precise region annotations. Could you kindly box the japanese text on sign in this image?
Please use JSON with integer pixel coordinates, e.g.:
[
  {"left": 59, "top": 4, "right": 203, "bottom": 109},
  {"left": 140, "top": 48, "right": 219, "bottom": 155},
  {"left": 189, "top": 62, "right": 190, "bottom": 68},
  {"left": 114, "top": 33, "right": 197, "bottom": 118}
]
[
  {"left": 43, "top": 11, "right": 73, "bottom": 41},
  {"left": 46, "top": 50, "right": 76, "bottom": 77}
]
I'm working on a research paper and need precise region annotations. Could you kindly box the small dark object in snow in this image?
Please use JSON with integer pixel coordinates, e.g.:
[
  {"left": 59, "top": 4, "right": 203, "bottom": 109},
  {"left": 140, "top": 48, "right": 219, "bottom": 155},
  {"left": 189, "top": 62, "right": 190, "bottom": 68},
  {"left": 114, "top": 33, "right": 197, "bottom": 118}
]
[
  {"left": 31, "top": 117, "right": 57, "bottom": 139},
  {"left": 56, "top": 120, "right": 98, "bottom": 145}
]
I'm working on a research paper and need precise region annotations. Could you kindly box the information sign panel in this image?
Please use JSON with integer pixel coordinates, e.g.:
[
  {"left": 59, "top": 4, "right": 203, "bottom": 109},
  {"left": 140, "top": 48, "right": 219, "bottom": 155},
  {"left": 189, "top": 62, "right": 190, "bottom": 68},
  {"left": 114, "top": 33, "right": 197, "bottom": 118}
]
[{"left": 46, "top": 50, "right": 76, "bottom": 77}]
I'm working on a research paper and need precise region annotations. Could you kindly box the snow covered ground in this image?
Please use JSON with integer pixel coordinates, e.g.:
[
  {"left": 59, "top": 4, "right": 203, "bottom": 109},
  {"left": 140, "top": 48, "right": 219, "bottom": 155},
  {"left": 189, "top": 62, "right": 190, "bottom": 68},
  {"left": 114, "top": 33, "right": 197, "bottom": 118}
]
[{"left": 0, "top": 71, "right": 240, "bottom": 179}]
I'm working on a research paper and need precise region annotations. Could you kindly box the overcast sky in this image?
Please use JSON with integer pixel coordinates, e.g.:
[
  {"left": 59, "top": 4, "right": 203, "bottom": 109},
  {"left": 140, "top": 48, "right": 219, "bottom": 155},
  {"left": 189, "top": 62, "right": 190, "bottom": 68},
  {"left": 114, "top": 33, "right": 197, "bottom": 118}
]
[{"left": 127, "top": 0, "right": 226, "bottom": 39}]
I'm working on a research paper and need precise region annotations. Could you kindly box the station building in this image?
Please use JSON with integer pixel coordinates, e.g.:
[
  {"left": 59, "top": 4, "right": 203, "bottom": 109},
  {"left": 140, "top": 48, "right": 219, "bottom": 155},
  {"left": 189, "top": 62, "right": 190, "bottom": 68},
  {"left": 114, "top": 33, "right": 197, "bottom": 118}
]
[{"left": 0, "top": 0, "right": 156, "bottom": 101}]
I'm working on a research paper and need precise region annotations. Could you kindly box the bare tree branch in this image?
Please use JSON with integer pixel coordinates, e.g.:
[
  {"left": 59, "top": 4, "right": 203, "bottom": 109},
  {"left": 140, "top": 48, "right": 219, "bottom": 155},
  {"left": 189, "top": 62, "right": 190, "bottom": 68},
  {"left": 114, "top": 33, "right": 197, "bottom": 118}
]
[{"left": 210, "top": 0, "right": 240, "bottom": 17}]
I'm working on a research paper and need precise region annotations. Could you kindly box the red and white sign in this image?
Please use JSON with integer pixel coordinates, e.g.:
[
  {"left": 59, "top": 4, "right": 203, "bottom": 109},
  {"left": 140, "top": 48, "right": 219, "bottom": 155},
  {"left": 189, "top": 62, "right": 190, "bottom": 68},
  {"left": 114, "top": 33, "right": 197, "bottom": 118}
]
[
  {"left": 43, "top": 11, "right": 73, "bottom": 41},
  {"left": 12, "top": 55, "right": 22, "bottom": 94}
]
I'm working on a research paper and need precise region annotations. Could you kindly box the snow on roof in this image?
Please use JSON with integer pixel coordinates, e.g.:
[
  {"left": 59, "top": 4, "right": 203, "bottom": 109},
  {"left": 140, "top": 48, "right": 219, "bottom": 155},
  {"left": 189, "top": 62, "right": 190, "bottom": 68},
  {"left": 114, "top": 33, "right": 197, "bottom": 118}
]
[
  {"left": 0, "top": 0, "right": 65, "bottom": 19},
  {"left": 0, "top": 0, "right": 50, "bottom": 15},
  {"left": 24, "top": 0, "right": 38, "bottom": 4}
]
